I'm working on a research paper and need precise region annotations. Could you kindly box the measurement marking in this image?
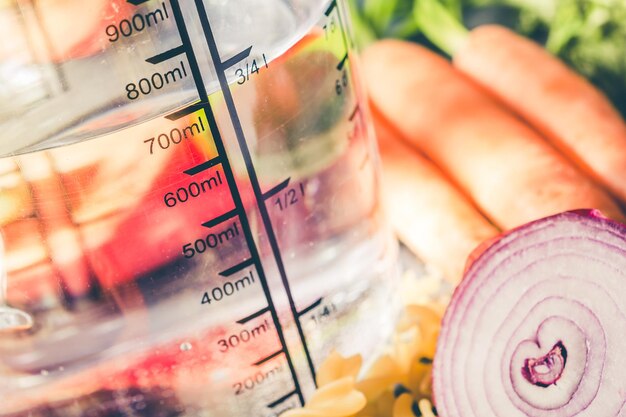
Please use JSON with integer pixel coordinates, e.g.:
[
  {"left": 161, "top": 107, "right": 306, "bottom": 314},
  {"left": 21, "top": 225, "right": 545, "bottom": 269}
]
[
  {"left": 349, "top": 104, "right": 361, "bottom": 121},
  {"left": 146, "top": 45, "right": 186, "bottom": 64},
  {"left": 221, "top": 46, "right": 253, "bottom": 70},
  {"left": 166, "top": 102, "right": 207, "bottom": 120},
  {"left": 125, "top": 60, "right": 187, "bottom": 101},
  {"left": 167, "top": 0, "right": 308, "bottom": 404},
  {"left": 184, "top": 156, "right": 222, "bottom": 176},
  {"left": 200, "top": 103, "right": 305, "bottom": 402},
  {"left": 253, "top": 349, "right": 283, "bottom": 367},
  {"left": 298, "top": 298, "right": 323, "bottom": 317},
  {"left": 268, "top": 390, "right": 298, "bottom": 409},
  {"left": 324, "top": 0, "right": 337, "bottom": 16},
  {"left": 262, "top": 177, "right": 291, "bottom": 201},
  {"left": 194, "top": 0, "right": 317, "bottom": 389},
  {"left": 172, "top": 0, "right": 303, "bottom": 402},
  {"left": 201, "top": 209, "right": 238, "bottom": 229},
  {"left": 193, "top": 0, "right": 314, "bottom": 398},
  {"left": 336, "top": 53, "right": 348, "bottom": 71},
  {"left": 237, "top": 307, "right": 270, "bottom": 324},
  {"left": 127, "top": 0, "right": 149, "bottom": 4},
  {"left": 219, "top": 258, "right": 254, "bottom": 277}
]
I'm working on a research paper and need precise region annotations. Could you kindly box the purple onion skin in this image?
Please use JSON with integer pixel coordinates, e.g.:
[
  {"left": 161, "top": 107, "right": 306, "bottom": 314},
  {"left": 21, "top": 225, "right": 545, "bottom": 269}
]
[{"left": 433, "top": 209, "right": 626, "bottom": 417}]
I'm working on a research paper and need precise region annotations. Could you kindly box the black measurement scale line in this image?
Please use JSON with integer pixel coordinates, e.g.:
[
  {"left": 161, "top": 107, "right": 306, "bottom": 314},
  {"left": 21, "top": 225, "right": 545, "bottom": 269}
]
[
  {"left": 349, "top": 103, "right": 363, "bottom": 140},
  {"left": 268, "top": 389, "right": 298, "bottom": 409},
  {"left": 147, "top": 45, "right": 187, "bottom": 64},
  {"left": 262, "top": 177, "right": 291, "bottom": 200},
  {"left": 165, "top": 0, "right": 305, "bottom": 406},
  {"left": 254, "top": 349, "right": 284, "bottom": 366},
  {"left": 219, "top": 258, "right": 254, "bottom": 277},
  {"left": 298, "top": 298, "right": 323, "bottom": 317},
  {"left": 202, "top": 82, "right": 307, "bottom": 407},
  {"left": 192, "top": 0, "right": 319, "bottom": 387},
  {"left": 324, "top": 0, "right": 361, "bottom": 132},
  {"left": 237, "top": 307, "right": 270, "bottom": 324},
  {"left": 349, "top": 103, "right": 361, "bottom": 121},
  {"left": 167, "top": 102, "right": 206, "bottom": 120},
  {"left": 201, "top": 209, "right": 238, "bottom": 228},
  {"left": 336, "top": 53, "right": 348, "bottom": 71},
  {"left": 222, "top": 46, "right": 253, "bottom": 70},
  {"left": 184, "top": 156, "right": 222, "bottom": 176}
]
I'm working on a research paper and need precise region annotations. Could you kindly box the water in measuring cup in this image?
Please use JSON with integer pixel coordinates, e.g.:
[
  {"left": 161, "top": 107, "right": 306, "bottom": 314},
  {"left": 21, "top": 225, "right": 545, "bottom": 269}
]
[{"left": 0, "top": 1, "right": 400, "bottom": 416}]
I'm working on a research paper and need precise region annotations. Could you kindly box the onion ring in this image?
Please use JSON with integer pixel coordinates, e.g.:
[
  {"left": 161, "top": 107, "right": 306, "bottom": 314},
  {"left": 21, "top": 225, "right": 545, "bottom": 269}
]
[{"left": 433, "top": 210, "right": 626, "bottom": 417}]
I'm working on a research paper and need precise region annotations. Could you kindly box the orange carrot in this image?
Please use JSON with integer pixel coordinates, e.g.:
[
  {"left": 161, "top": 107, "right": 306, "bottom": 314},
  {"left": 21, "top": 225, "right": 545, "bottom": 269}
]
[
  {"left": 453, "top": 25, "right": 626, "bottom": 204},
  {"left": 362, "top": 40, "right": 625, "bottom": 229},
  {"left": 374, "top": 109, "right": 498, "bottom": 282}
]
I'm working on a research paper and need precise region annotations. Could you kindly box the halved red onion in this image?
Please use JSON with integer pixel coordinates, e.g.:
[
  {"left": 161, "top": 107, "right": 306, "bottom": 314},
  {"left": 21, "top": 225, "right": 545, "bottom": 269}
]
[{"left": 433, "top": 210, "right": 626, "bottom": 417}]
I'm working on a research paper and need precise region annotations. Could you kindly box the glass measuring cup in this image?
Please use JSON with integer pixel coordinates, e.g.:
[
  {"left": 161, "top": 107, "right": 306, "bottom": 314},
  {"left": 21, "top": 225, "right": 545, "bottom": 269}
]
[{"left": 0, "top": 0, "right": 400, "bottom": 416}]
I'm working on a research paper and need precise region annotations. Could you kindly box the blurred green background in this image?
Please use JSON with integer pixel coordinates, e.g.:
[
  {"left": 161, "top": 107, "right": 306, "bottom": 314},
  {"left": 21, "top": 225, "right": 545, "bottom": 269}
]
[{"left": 348, "top": 0, "right": 626, "bottom": 117}]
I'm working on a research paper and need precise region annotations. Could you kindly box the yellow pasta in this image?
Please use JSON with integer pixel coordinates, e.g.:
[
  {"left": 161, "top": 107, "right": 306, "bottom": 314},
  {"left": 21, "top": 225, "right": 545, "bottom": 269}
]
[
  {"left": 356, "top": 354, "right": 403, "bottom": 400},
  {"left": 392, "top": 394, "right": 415, "bottom": 417},
  {"left": 317, "top": 351, "right": 363, "bottom": 387},
  {"left": 405, "top": 359, "right": 431, "bottom": 400},
  {"left": 357, "top": 389, "right": 395, "bottom": 417},
  {"left": 417, "top": 399, "right": 437, "bottom": 417},
  {"left": 282, "top": 377, "right": 367, "bottom": 417},
  {"left": 289, "top": 274, "right": 445, "bottom": 416},
  {"left": 399, "top": 305, "right": 441, "bottom": 342}
]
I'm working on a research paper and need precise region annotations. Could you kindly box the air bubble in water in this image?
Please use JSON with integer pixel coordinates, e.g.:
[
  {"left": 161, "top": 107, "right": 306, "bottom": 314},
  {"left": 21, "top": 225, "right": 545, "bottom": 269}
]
[{"left": 180, "top": 342, "right": 193, "bottom": 351}]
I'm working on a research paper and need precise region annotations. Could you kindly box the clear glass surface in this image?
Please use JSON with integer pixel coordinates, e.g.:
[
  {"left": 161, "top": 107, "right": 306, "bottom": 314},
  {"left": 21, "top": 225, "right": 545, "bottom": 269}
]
[{"left": 0, "top": 1, "right": 400, "bottom": 415}]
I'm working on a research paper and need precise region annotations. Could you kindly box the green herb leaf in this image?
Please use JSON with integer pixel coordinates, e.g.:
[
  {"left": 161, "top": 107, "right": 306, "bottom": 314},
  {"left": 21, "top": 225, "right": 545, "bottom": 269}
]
[{"left": 412, "top": 0, "right": 469, "bottom": 56}]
